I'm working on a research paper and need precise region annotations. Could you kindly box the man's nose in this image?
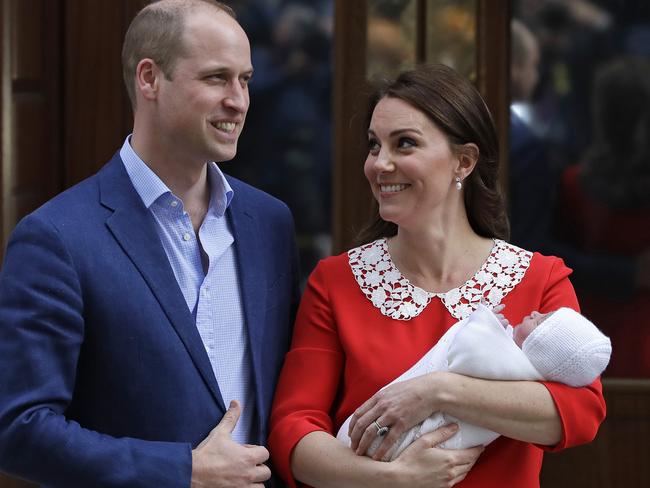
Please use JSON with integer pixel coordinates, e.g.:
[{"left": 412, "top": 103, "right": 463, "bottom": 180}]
[{"left": 224, "top": 83, "right": 248, "bottom": 113}]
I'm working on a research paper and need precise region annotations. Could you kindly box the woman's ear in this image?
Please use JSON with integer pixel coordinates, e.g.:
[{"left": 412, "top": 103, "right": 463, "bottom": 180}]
[{"left": 457, "top": 143, "right": 479, "bottom": 179}]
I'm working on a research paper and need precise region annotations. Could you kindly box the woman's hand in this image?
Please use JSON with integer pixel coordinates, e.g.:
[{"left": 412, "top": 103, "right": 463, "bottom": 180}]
[
  {"left": 348, "top": 373, "right": 439, "bottom": 460},
  {"left": 388, "top": 424, "right": 484, "bottom": 488}
]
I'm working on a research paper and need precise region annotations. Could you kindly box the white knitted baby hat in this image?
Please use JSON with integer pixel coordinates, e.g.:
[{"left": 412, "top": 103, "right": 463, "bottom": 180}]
[{"left": 521, "top": 308, "right": 612, "bottom": 387}]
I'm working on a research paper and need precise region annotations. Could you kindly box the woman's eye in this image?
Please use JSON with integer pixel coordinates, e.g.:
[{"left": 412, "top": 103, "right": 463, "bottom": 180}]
[
  {"left": 398, "top": 137, "right": 416, "bottom": 149},
  {"left": 368, "top": 139, "right": 380, "bottom": 153}
]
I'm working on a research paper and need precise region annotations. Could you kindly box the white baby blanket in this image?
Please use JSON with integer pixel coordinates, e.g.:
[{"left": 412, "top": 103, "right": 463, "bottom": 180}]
[{"left": 336, "top": 304, "right": 543, "bottom": 460}]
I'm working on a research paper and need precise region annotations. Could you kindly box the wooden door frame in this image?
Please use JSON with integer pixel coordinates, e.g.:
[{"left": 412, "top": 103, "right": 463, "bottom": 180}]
[
  {"left": 332, "top": 0, "right": 370, "bottom": 253},
  {"left": 476, "top": 0, "right": 511, "bottom": 194},
  {"left": 1, "top": 0, "right": 8, "bottom": 257}
]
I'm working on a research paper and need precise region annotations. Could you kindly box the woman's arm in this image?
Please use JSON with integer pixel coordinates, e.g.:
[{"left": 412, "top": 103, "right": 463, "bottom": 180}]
[
  {"left": 434, "top": 373, "right": 561, "bottom": 444},
  {"left": 348, "top": 372, "right": 560, "bottom": 460}
]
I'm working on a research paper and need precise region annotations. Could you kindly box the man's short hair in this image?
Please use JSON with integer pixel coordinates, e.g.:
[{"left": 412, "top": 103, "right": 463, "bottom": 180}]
[{"left": 122, "top": 0, "right": 236, "bottom": 108}]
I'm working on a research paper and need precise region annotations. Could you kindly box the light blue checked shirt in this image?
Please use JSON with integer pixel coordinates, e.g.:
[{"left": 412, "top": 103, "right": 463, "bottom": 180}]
[{"left": 120, "top": 136, "right": 255, "bottom": 444}]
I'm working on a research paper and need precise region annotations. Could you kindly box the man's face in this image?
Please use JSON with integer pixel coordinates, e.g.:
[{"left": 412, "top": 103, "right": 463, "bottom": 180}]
[{"left": 155, "top": 9, "right": 253, "bottom": 165}]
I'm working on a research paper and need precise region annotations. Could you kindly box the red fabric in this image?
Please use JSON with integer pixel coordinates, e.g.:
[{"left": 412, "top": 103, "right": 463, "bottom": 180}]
[
  {"left": 559, "top": 165, "right": 650, "bottom": 376},
  {"left": 269, "top": 250, "right": 606, "bottom": 488}
]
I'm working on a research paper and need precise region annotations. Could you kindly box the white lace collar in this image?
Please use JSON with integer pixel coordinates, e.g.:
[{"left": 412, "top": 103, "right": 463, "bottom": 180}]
[{"left": 348, "top": 238, "right": 532, "bottom": 321}]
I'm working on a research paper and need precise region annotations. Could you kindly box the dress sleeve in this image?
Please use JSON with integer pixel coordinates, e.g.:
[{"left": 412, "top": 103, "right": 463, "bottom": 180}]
[
  {"left": 536, "top": 257, "right": 607, "bottom": 451},
  {"left": 268, "top": 261, "right": 344, "bottom": 487}
]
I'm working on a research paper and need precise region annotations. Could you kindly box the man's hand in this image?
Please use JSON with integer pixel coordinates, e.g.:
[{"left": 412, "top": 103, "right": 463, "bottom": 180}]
[{"left": 191, "top": 400, "right": 271, "bottom": 488}]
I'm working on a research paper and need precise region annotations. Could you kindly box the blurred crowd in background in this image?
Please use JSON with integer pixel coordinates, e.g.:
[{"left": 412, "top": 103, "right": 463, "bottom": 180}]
[{"left": 509, "top": 0, "right": 650, "bottom": 377}]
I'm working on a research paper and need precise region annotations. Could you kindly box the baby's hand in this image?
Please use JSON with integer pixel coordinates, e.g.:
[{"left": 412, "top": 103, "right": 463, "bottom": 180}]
[{"left": 492, "top": 303, "right": 510, "bottom": 329}]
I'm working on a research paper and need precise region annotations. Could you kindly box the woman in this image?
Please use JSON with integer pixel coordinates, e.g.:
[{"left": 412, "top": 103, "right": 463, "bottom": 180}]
[{"left": 269, "top": 64, "right": 605, "bottom": 488}]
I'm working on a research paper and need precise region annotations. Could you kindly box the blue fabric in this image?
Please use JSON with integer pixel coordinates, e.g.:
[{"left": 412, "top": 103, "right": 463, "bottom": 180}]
[
  {"left": 0, "top": 153, "right": 300, "bottom": 487},
  {"left": 120, "top": 138, "right": 254, "bottom": 443}
]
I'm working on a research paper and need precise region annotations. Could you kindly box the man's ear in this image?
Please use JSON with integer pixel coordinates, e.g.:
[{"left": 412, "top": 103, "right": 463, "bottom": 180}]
[
  {"left": 456, "top": 143, "right": 479, "bottom": 179},
  {"left": 135, "top": 58, "right": 160, "bottom": 102}
]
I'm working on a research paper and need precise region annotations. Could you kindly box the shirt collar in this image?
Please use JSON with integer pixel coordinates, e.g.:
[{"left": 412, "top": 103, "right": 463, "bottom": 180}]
[
  {"left": 206, "top": 161, "right": 234, "bottom": 217},
  {"left": 119, "top": 135, "right": 234, "bottom": 217}
]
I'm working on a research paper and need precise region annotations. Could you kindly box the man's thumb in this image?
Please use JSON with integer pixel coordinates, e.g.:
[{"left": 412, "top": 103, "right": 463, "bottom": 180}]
[{"left": 216, "top": 400, "right": 241, "bottom": 434}]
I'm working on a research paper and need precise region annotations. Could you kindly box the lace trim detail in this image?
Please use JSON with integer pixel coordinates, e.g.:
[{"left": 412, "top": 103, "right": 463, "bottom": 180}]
[{"left": 348, "top": 238, "right": 532, "bottom": 321}]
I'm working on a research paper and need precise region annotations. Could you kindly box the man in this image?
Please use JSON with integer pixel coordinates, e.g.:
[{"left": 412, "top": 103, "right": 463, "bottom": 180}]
[{"left": 0, "top": 1, "right": 299, "bottom": 486}]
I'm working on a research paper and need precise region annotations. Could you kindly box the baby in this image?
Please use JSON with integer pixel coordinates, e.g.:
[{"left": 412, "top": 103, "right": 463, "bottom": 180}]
[{"left": 336, "top": 303, "right": 612, "bottom": 460}]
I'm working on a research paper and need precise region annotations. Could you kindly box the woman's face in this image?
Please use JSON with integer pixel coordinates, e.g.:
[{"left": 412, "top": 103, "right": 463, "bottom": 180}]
[{"left": 364, "top": 96, "right": 460, "bottom": 228}]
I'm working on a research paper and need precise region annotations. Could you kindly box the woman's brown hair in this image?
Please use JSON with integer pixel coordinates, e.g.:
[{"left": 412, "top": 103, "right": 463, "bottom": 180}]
[{"left": 355, "top": 63, "right": 510, "bottom": 245}]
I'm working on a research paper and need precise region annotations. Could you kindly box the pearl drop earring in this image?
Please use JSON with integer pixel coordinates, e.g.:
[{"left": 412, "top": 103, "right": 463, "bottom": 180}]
[{"left": 455, "top": 176, "right": 462, "bottom": 191}]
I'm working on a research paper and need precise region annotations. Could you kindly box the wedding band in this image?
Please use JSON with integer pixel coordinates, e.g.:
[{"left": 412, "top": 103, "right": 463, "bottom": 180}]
[{"left": 373, "top": 420, "right": 390, "bottom": 436}]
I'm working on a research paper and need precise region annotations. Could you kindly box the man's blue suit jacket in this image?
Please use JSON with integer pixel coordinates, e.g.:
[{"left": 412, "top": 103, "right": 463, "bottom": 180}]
[{"left": 0, "top": 154, "right": 300, "bottom": 487}]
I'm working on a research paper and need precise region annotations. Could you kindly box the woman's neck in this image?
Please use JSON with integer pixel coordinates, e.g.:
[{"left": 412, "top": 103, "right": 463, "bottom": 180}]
[{"left": 387, "top": 219, "right": 494, "bottom": 294}]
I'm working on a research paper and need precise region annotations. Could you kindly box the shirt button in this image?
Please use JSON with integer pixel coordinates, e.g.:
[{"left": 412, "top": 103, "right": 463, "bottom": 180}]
[
  {"left": 182, "top": 232, "right": 191, "bottom": 241},
  {"left": 170, "top": 200, "right": 178, "bottom": 207}
]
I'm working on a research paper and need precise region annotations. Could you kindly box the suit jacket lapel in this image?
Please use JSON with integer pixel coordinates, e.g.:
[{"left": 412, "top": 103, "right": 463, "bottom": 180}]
[
  {"left": 226, "top": 189, "right": 268, "bottom": 433},
  {"left": 98, "top": 156, "right": 226, "bottom": 412}
]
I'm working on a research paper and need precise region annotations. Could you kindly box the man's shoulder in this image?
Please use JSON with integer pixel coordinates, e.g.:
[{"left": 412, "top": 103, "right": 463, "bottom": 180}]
[
  {"left": 45, "top": 175, "right": 101, "bottom": 212},
  {"left": 19, "top": 154, "right": 120, "bottom": 226}
]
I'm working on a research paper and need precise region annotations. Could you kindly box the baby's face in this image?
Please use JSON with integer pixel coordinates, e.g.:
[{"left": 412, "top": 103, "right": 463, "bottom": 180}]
[{"left": 514, "top": 311, "right": 553, "bottom": 348}]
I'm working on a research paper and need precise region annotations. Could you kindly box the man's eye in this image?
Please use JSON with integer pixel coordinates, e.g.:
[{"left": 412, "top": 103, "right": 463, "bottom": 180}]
[{"left": 206, "top": 74, "right": 226, "bottom": 82}]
